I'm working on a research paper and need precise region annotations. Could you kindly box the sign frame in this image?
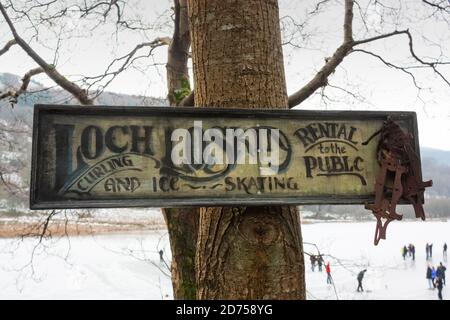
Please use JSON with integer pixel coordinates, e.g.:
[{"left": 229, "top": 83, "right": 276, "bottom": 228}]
[{"left": 30, "top": 104, "right": 421, "bottom": 209}]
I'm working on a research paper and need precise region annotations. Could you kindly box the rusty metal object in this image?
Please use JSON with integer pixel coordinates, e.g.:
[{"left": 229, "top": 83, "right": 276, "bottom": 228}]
[{"left": 363, "top": 117, "right": 432, "bottom": 245}]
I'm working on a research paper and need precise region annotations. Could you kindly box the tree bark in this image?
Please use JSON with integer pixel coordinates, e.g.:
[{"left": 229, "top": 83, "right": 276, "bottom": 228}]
[
  {"left": 188, "top": 0, "right": 306, "bottom": 299},
  {"left": 167, "top": 0, "right": 191, "bottom": 106},
  {"left": 163, "top": 0, "right": 199, "bottom": 300},
  {"left": 163, "top": 207, "right": 198, "bottom": 299}
]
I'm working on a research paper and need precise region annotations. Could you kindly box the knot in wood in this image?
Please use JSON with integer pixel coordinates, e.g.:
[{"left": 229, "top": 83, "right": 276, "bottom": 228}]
[{"left": 237, "top": 213, "right": 281, "bottom": 246}]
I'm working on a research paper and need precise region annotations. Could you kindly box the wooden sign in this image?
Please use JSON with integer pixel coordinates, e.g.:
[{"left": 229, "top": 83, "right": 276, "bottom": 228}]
[{"left": 30, "top": 105, "right": 422, "bottom": 209}]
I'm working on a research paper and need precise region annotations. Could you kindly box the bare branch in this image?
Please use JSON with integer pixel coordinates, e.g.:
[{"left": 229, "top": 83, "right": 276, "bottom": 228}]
[
  {"left": 422, "top": 0, "right": 450, "bottom": 12},
  {"left": 0, "top": 3, "right": 94, "bottom": 105},
  {"left": 288, "top": 43, "right": 352, "bottom": 108},
  {"left": 288, "top": 1, "right": 450, "bottom": 108},
  {"left": 353, "top": 29, "right": 409, "bottom": 46},
  {"left": 326, "top": 82, "right": 369, "bottom": 104},
  {"left": 352, "top": 49, "right": 421, "bottom": 89},
  {"left": 404, "top": 31, "right": 450, "bottom": 87},
  {"left": 6, "top": 0, "right": 58, "bottom": 14},
  {"left": 356, "top": 30, "right": 450, "bottom": 87},
  {"left": 83, "top": 37, "right": 171, "bottom": 97},
  {"left": 353, "top": 1, "right": 369, "bottom": 32},
  {"left": 280, "top": 15, "right": 310, "bottom": 48},
  {"left": 0, "top": 39, "right": 16, "bottom": 56},
  {"left": 19, "top": 67, "right": 44, "bottom": 93},
  {"left": 0, "top": 67, "right": 44, "bottom": 105},
  {"left": 344, "top": 0, "right": 354, "bottom": 42},
  {"left": 38, "top": 210, "right": 58, "bottom": 244},
  {"left": 309, "top": 0, "right": 333, "bottom": 15},
  {"left": 288, "top": 0, "right": 354, "bottom": 108}
]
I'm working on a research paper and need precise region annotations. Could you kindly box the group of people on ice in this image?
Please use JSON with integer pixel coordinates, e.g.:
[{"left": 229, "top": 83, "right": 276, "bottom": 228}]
[
  {"left": 310, "top": 254, "right": 366, "bottom": 292},
  {"left": 426, "top": 262, "right": 446, "bottom": 300},
  {"left": 402, "top": 242, "right": 447, "bottom": 300},
  {"left": 402, "top": 243, "right": 416, "bottom": 260},
  {"left": 425, "top": 242, "right": 448, "bottom": 260},
  {"left": 309, "top": 242, "right": 448, "bottom": 298},
  {"left": 310, "top": 254, "right": 333, "bottom": 284},
  {"left": 423, "top": 242, "right": 447, "bottom": 300},
  {"left": 310, "top": 254, "right": 324, "bottom": 272}
]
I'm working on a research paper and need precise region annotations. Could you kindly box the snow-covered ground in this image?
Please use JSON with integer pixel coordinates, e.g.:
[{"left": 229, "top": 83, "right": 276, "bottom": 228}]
[
  {"left": 0, "top": 230, "right": 173, "bottom": 299},
  {"left": 0, "top": 220, "right": 448, "bottom": 300}
]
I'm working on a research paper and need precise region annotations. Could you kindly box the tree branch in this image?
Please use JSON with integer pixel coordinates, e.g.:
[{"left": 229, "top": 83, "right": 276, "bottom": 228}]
[
  {"left": 422, "top": 0, "right": 450, "bottom": 12},
  {"left": 288, "top": 1, "right": 450, "bottom": 108},
  {"left": 0, "top": 3, "right": 94, "bottom": 105},
  {"left": 19, "top": 67, "right": 44, "bottom": 92},
  {"left": 309, "top": 0, "right": 332, "bottom": 15},
  {"left": 0, "top": 67, "right": 44, "bottom": 105},
  {"left": 0, "top": 39, "right": 16, "bottom": 56},
  {"left": 83, "top": 37, "right": 171, "bottom": 98},
  {"left": 404, "top": 30, "right": 450, "bottom": 87},
  {"left": 288, "top": 0, "right": 354, "bottom": 108},
  {"left": 352, "top": 49, "right": 421, "bottom": 89},
  {"left": 353, "top": 30, "right": 409, "bottom": 46},
  {"left": 343, "top": 0, "right": 353, "bottom": 42}
]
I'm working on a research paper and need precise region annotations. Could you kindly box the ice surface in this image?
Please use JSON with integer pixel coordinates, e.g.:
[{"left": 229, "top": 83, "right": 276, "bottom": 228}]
[
  {"left": 0, "top": 221, "right": 448, "bottom": 300},
  {"left": 302, "top": 220, "right": 449, "bottom": 300}
]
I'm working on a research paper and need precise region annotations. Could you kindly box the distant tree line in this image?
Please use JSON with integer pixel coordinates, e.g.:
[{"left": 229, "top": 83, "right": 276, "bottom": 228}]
[{"left": 304, "top": 198, "right": 450, "bottom": 220}]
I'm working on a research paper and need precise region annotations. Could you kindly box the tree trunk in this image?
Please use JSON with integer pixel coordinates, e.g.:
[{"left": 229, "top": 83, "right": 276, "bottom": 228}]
[
  {"left": 162, "top": 0, "right": 198, "bottom": 300},
  {"left": 167, "top": 0, "right": 191, "bottom": 106},
  {"left": 163, "top": 207, "right": 198, "bottom": 299},
  {"left": 188, "top": 0, "right": 306, "bottom": 299}
]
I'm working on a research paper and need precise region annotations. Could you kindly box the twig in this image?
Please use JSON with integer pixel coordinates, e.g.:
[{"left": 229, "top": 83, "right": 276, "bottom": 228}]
[
  {"left": 288, "top": 0, "right": 355, "bottom": 108},
  {"left": 288, "top": 1, "right": 450, "bottom": 108},
  {"left": 0, "top": 39, "right": 16, "bottom": 56},
  {"left": 0, "top": 3, "right": 94, "bottom": 105},
  {"left": 0, "top": 67, "right": 44, "bottom": 106}
]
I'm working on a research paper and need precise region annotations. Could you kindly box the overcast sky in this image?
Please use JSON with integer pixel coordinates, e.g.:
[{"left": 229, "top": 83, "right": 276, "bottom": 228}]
[{"left": 0, "top": 0, "right": 449, "bottom": 150}]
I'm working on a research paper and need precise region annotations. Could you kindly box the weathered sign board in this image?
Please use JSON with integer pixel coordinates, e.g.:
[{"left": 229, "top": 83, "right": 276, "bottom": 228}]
[{"left": 30, "top": 105, "right": 421, "bottom": 209}]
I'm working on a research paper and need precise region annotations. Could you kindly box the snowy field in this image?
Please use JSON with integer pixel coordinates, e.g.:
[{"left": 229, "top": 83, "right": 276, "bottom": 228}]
[
  {"left": 0, "top": 220, "right": 448, "bottom": 300},
  {"left": 302, "top": 220, "right": 449, "bottom": 300}
]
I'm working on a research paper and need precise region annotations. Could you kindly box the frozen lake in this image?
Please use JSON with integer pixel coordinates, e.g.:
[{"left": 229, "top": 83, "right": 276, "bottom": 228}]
[
  {"left": 303, "top": 220, "right": 449, "bottom": 300},
  {"left": 0, "top": 220, "right": 448, "bottom": 300}
]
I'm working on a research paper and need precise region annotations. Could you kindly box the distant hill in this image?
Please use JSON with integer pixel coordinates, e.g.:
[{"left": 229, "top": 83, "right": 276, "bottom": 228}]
[
  {"left": 0, "top": 72, "right": 167, "bottom": 123},
  {"left": 421, "top": 147, "right": 450, "bottom": 167}
]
